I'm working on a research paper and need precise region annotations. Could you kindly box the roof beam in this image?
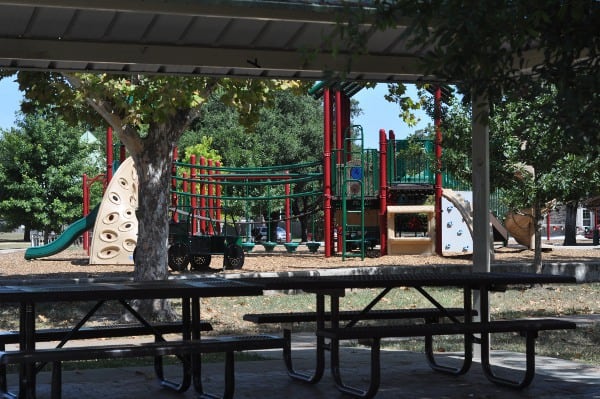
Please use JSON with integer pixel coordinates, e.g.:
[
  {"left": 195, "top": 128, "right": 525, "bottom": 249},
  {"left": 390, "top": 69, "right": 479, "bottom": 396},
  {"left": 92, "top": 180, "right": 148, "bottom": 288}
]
[
  {"left": 0, "top": 37, "right": 426, "bottom": 80},
  {"left": 0, "top": 0, "right": 380, "bottom": 24}
]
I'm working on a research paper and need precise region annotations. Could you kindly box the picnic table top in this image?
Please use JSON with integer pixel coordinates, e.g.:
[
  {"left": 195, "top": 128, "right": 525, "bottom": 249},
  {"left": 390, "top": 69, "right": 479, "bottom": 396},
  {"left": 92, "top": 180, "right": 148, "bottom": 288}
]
[
  {"left": 0, "top": 277, "right": 263, "bottom": 302},
  {"left": 232, "top": 271, "right": 576, "bottom": 291}
]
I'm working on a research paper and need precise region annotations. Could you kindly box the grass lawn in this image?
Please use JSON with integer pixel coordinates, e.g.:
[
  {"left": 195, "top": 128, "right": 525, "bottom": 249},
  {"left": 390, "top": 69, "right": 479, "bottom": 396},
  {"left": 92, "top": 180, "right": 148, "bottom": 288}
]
[{"left": 200, "top": 283, "right": 600, "bottom": 366}]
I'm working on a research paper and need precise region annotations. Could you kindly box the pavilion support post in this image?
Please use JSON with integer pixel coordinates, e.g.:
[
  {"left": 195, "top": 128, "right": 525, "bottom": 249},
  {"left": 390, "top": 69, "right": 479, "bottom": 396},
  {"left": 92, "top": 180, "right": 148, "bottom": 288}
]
[
  {"left": 471, "top": 91, "right": 491, "bottom": 273},
  {"left": 471, "top": 89, "right": 490, "bottom": 358}
]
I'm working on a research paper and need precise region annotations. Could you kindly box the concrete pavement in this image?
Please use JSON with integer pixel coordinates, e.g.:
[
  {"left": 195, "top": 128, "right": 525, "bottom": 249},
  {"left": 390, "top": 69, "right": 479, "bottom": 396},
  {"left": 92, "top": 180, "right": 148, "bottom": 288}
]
[{"left": 4, "top": 332, "right": 599, "bottom": 399}]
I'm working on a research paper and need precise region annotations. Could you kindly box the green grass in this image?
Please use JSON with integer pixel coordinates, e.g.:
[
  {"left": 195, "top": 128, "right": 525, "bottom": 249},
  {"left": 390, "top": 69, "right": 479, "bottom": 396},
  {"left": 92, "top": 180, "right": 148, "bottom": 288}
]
[
  {"left": 0, "top": 283, "right": 598, "bottom": 368},
  {"left": 0, "top": 232, "right": 29, "bottom": 250},
  {"left": 199, "top": 284, "right": 600, "bottom": 365}
]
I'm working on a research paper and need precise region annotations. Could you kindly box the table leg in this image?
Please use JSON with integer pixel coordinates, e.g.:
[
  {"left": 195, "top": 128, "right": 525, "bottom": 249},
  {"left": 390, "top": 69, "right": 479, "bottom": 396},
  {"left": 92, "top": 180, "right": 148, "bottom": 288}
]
[
  {"left": 284, "top": 293, "right": 326, "bottom": 383},
  {"left": 19, "top": 301, "right": 36, "bottom": 399},
  {"left": 477, "top": 287, "right": 537, "bottom": 388},
  {"left": 329, "top": 291, "right": 380, "bottom": 398},
  {"left": 156, "top": 297, "right": 192, "bottom": 393},
  {"left": 425, "top": 285, "right": 473, "bottom": 375}
]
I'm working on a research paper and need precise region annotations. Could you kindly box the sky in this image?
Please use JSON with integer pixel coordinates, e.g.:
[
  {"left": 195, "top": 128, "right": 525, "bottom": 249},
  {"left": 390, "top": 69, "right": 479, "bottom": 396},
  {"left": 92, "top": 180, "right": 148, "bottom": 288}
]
[
  {"left": 351, "top": 84, "right": 431, "bottom": 149},
  {"left": 0, "top": 78, "right": 21, "bottom": 131},
  {"left": 0, "top": 79, "right": 431, "bottom": 148}
]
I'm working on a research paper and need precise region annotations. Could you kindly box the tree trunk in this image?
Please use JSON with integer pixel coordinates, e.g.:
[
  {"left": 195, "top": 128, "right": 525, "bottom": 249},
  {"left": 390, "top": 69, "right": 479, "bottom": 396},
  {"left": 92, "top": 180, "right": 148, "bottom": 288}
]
[
  {"left": 268, "top": 211, "right": 279, "bottom": 242},
  {"left": 129, "top": 135, "right": 173, "bottom": 281},
  {"left": 533, "top": 206, "right": 543, "bottom": 273},
  {"left": 294, "top": 196, "right": 309, "bottom": 242},
  {"left": 23, "top": 226, "right": 31, "bottom": 242},
  {"left": 563, "top": 202, "right": 578, "bottom": 246},
  {"left": 116, "top": 114, "right": 190, "bottom": 321}
]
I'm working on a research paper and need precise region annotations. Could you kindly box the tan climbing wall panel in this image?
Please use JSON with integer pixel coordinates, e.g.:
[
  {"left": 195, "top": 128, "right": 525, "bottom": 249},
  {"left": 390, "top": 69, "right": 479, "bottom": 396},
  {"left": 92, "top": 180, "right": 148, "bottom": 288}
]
[{"left": 89, "top": 157, "right": 138, "bottom": 264}]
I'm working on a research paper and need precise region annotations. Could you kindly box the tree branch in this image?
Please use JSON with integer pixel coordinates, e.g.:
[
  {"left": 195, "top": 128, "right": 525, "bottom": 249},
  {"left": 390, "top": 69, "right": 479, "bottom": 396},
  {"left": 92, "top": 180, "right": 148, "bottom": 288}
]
[{"left": 61, "top": 73, "right": 142, "bottom": 153}]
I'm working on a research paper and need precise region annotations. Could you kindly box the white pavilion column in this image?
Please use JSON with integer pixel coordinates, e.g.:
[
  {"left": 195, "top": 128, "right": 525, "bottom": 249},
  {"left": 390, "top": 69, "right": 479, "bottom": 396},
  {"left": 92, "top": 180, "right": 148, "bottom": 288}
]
[
  {"left": 471, "top": 89, "right": 490, "bottom": 358},
  {"left": 472, "top": 90, "right": 491, "bottom": 273}
]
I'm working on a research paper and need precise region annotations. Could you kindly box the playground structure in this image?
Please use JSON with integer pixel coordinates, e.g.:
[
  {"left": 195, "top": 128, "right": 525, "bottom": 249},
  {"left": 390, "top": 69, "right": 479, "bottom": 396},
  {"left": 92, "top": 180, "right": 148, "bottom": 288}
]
[
  {"left": 26, "top": 82, "right": 519, "bottom": 265},
  {"left": 313, "top": 81, "right": 510, "bottom": 259},
  {"left": 88, "top": 156, "right": 138, "bottom": 264},
  {"left": 165, "top": 205, "right": 246, "bottom": 271},
  {"left": 166, "top": 150, "right": 323, "bottom": 270},
  {"left": 24, "top": 128, "right": 137, "bottom": 263}
]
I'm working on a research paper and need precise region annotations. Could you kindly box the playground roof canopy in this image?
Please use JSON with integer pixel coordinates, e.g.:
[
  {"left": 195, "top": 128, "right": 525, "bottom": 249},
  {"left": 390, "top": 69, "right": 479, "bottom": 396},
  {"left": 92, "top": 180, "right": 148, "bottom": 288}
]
[
  {"left": 0, "top": 0, "right": 440, "bottom": 82},
  {"left": 308, "top": 80, "right": 367, "bottom": 99}
]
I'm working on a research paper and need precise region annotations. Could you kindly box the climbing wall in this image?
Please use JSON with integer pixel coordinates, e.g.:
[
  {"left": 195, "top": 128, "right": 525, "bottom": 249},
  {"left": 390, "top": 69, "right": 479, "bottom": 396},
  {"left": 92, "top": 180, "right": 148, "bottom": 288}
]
[
  {"left": 441, "top": 189, "right": 474, "bottom": 254},
  {"left": 89, "top": 157, "right": 138, "bottom": 264}
]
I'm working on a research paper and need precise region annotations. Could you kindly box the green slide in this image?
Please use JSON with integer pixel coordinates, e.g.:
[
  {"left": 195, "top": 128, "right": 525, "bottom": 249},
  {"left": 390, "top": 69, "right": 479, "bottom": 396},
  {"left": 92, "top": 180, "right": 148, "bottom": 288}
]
[{"left": 24, "top": 206, "right": 99, "bottom": 260}]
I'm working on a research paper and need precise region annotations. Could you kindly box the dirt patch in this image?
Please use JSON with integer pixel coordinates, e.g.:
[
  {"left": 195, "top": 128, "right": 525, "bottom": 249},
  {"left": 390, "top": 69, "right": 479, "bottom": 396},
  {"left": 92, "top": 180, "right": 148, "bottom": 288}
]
[{"left": 0, "top": 242, "right": 598, "bottom": 280}]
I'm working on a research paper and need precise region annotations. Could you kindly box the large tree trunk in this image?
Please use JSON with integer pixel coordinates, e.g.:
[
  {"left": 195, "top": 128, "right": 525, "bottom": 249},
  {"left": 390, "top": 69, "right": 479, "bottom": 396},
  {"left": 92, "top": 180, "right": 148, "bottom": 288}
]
[
  {"left": 563, "top": 202, "right": 578, "bottom": 246},
  {"left": 131, "top": 140, "right": 172, "bottom": 282},
  {"left": 116, "top": 114, "right": 190, "bottom": 321},
  {"left": 294, "top": 196, "right": 309, "bottom": 242},
  {"left": 124, "top": 117, "right": 188, "bottom": 282},
  {"left": 23, "top": 226, "right": 30, "bottom": 242},
  {"left": 533, "top": 206, "right": 543, "bottom": 273}
]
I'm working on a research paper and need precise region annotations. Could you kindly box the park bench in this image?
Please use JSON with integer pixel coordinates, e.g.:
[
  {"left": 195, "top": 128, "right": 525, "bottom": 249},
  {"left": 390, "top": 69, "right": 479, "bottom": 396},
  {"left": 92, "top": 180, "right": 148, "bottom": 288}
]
[
  {"left": 0, "top": 321, "right": 213, "bottom": 394},
  {"left": 244, "top": 307, "right": 474, "bottom": 382},
  {"left": 316, "top": 318, "right": 577, "bottom": 398},
  {"left": 0, "top": 333, "right": 284, "bottom": 399}
]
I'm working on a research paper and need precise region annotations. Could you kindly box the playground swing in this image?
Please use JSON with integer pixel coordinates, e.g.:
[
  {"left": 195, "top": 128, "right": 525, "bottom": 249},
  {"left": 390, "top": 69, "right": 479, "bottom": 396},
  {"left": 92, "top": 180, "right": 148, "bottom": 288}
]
[{"left": 167, "top": 207, "right": 245, "bottom": 272}]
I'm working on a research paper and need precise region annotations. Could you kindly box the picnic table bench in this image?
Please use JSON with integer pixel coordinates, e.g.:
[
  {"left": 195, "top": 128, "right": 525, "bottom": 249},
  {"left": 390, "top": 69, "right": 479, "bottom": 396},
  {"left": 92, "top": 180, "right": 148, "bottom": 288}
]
[
  {"left": 244, "top": 307, "right": 475, "bottom": 382},
  {"left": 0, "top": 321, "right": 213, "bottom": 394},
  {"left": 317, "top": 318, "right": 576, "bottom": 398},
  {"left": 0, "top": 277, "right": 278, "bottom": 399},
  {"left": 0, "top": 334, "right": 284, "bottom": 399},
  {"left": 233, "top": 272, "right": 577, "bottom": 399}
]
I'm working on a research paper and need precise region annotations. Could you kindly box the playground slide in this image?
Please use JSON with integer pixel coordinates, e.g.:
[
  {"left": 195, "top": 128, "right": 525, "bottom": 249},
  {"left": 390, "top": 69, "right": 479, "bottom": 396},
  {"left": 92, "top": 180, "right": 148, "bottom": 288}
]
[
  {"left": 504, "top": 210, "right": 535, "bottom": 249},
  {"left": 24, "top": 206, "right": 99, "bottom": 260}
]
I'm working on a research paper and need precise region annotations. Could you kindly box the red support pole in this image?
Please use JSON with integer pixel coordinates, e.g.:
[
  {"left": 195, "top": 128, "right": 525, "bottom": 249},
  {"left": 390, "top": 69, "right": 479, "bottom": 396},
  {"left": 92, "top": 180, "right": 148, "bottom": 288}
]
[
  {"left": 335, "top": 90, "right": 344, "bottom": 162},
  {"left": 215, "top": 161, "right": 222, "bottom": 234},
  {"left": 171, "top": 148, "right": 179, "bottom": 223},
  {"left": 285, "top": 171, "right": 291, "bottom": 243},
  {"left": 190, "top": 155, "right": 198, "bottom": 235},
  {"left": 200, "top": 157, "right": 207, "bottom": 234},
  {"left": 182, "top": 173, "right": 188, "bottom": 228},
  {"left": 208, "top": 159, "right": 214, "bottom": 235},
  {"left": 82, "top": 174, "right": 89, "bottom": 252},
  {"left": 106, "top": 126, "right": 113, "bottom": 184},
  {"left": 379, "top": 129, "right": 388, "bottom": 256},
  {"left": 323, "top": 88, "right": 333, "bottom": 257}
]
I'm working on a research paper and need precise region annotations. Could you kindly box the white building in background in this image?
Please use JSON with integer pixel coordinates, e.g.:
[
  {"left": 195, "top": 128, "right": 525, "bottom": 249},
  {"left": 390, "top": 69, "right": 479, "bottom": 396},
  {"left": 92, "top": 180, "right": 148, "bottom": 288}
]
[{"left": 545, "top": 205, "right": 596, "bottom": 237}]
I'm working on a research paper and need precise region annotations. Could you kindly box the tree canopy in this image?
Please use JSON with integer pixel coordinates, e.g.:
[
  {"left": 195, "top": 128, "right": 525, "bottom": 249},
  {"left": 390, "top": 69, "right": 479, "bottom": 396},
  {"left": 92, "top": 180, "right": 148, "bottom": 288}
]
[
  {"left": 340, "top": 1, "right": 599, "bottom": 147},
  {"left": 0, "top": 69, "right": 311, "bottom": 287},
  {"left": 432, "top": 81, "right": 600, "bottom": 269},
  {"left": 180, "top": 90, "right": 324, "bottom": 241},
  {"left": 0, "top": 109, "right": 100, "bottom": 241}
]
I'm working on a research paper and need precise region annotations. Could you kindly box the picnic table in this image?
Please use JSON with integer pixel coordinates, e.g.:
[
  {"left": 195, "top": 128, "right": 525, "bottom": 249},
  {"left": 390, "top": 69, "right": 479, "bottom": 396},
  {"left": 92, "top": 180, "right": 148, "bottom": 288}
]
[
  {"left": 0, "top": 277, "right": 282, "bottom": 399},
  {"left": 236, "top": 272, "right": 577, "bottom": 399}
]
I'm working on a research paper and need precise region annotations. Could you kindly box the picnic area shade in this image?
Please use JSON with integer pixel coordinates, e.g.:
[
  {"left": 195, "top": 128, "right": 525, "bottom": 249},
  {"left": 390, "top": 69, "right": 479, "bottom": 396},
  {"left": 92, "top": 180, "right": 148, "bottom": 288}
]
[
  {"left": 0, "top": 0, "right": 555, "bottom": 275},
  {"left": 0, "top": 1, "right": 435, "bottom": 82}
]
